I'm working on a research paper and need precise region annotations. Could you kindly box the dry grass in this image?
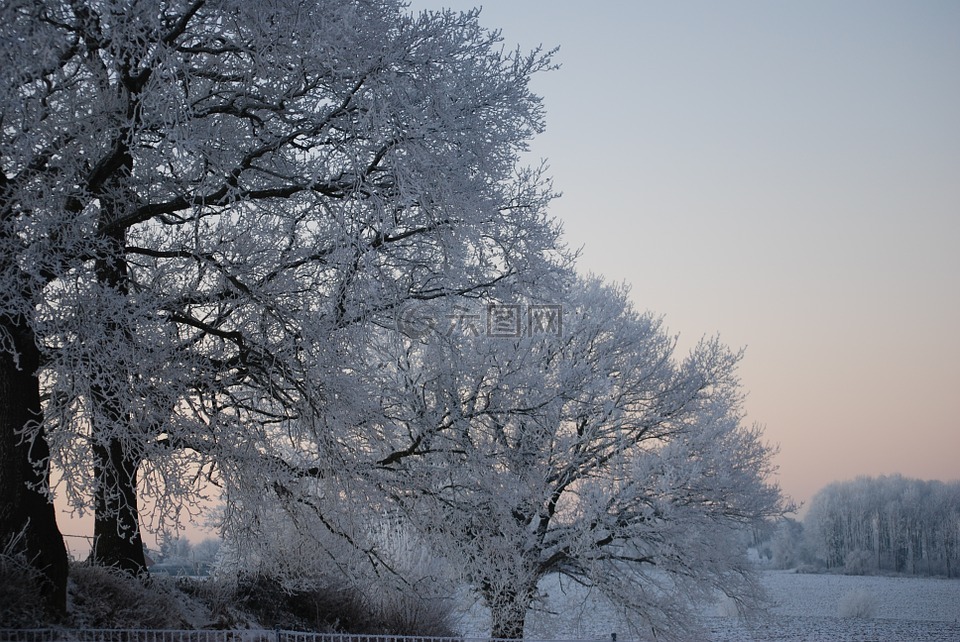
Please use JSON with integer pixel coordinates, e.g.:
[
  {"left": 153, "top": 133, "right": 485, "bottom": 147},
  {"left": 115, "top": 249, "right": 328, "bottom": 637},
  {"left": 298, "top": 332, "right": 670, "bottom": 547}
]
[
  {"left": 69, "top": 564, "right": 191, "bottom": 629},
  {"left": 0, "top": 551, "right": 47, "bottom": 627}
]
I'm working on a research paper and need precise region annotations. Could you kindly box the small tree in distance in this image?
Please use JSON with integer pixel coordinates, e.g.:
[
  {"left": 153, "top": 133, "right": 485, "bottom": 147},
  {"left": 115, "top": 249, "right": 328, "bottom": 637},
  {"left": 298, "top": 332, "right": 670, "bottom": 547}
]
[{"left": 368, "top": 276, "right": 790, "bottom": 640}]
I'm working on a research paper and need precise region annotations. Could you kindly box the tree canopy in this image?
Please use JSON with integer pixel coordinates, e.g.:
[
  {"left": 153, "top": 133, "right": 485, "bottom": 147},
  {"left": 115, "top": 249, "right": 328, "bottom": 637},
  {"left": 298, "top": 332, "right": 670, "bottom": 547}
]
[
  {"left": 1, "top": 1, "right": 788, "bottom": 637},
  {"left": 2, "top": 0, "right": 562, "bottom": 588},
  {"left": 362, "top": 277, "right": 787, "bottom": 639}
]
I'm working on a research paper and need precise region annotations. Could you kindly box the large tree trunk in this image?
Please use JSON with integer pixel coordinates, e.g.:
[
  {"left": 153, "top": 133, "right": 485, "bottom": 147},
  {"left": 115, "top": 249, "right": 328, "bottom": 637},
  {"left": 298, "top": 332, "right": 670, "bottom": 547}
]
[
  {"left": 89, "top": 436, "right": 147, "bottom": 575},
  {"left": 486, "top": 584, "right": 534, "bottom": 640},
  {"left": 87, "top": 217, "right": 148, "bottom": 577},
  {"left": 0, "top": 314, "right": 69, "bottom": 615}
]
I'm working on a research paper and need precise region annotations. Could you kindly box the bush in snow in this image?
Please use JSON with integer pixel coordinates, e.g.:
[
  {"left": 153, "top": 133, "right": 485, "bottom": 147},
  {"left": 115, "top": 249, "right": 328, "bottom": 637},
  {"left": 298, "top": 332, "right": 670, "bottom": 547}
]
[
  {"left": 369, "top": 578, "right": 458, "bottom": 637},
  {"left": 360, "top": 522, "right": 459, "bottom": 636},
  {"left": 838, "top": 589, "right": 878, "bottom": 619},
  {"left": 230, "top": 573, "right": 351, "bottom": 632},
  {"left": 0, "top": 549, "right": 47, "bottom": 627},
  {"left": 69, "top": 563, "right": 189, "bottom": 628},
  {"left": 219, "top": 498, "right": 459, "bottom": 635},
  {"left": 712, "top": 594, "right": 743, "bottom": 618}
]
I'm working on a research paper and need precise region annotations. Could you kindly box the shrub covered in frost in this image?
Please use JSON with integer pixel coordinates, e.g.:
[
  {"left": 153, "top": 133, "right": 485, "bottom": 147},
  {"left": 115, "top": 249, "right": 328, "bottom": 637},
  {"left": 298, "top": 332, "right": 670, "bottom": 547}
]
[
  {"left": 0, "top": 551, "right": 47, "bottom": 627},
  {"left": 225, "top": 571, "right": 456, "bottom": 636},
  {"left": 69, "top": 564, "right": 190, "bottom": 628},
  {"left": 838, "top": 589, "right": 878, "bottom": 619},
  {"left": 371, "top": 586, "right": 458, "bottom": 637}
]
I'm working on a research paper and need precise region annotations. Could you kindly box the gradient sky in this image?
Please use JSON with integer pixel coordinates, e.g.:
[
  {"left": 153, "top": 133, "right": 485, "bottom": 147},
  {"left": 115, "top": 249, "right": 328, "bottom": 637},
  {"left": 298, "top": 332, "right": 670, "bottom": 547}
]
[{"left": 408, "top": 0, "right": 960, "bottom": 511}]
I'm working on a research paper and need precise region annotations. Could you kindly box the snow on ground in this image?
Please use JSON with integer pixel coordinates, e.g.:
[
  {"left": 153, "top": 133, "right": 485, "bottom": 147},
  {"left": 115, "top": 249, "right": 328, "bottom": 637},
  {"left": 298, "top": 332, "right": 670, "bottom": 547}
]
[
  {"left": 701, "top": 570, "right": 960, "bottom": 642},
  {"left": 454, "top": 570, "right": 960, "bottom": 641},
  {"left": 756, "top": 569, "right": 960, "bottom": 621},
  {"left": 702, "top": 616, "right": 960, "bottom": 642}
]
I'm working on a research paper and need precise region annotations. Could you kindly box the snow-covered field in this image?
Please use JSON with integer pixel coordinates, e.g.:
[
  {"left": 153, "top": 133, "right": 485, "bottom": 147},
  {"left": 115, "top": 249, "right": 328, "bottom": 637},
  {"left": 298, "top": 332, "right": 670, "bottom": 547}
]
[
  {"left": 455, "top": 570, "right": 960, "bottom": 641},
  {"left": 702, "top": 570, "right": 960, "bottom": 641}
]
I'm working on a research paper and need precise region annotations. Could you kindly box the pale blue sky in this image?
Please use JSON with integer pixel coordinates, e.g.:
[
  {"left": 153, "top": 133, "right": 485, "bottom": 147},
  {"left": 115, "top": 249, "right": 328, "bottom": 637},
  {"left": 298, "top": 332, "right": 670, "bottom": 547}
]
[{"left": 409, "top": 0, "right": 960, "bottom": 508}]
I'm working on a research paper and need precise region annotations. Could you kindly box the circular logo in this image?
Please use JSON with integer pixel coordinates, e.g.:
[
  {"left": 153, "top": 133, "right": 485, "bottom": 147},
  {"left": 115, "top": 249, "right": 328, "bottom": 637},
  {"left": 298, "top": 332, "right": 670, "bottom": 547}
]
[{"left": 396, "top": 303, "right": 436, "bottom": 340}]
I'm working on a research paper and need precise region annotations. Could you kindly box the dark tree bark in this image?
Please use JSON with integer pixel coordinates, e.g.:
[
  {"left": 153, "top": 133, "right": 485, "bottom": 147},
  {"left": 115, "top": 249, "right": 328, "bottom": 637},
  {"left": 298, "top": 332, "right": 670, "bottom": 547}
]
[
  {"left": 89, "top": 436, "right": 147, "bottom": 576},
  {"left": 87, "top": 218, "right": 148, "bottom": 577},
  {"left": 0, "top": 313, "right": 69, "bottom": 615},
  {"left": 485, "top": 582, "right": 535, "bottom": 640}
]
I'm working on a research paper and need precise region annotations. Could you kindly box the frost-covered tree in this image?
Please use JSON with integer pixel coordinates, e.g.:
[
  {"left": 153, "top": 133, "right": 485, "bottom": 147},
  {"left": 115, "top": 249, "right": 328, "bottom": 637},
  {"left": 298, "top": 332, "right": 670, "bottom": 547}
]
[
  {"left": 365, "top": 276, "right": 788, "bottom": 640},
  {"left": 768, "top": 517, "right": 806, "bottom": 570},
  {"left": 1, "top": 0, "right": 563, "bottom": 584},
  {"left": 0, "top": 0, "right": 72, "bottom": 611}
]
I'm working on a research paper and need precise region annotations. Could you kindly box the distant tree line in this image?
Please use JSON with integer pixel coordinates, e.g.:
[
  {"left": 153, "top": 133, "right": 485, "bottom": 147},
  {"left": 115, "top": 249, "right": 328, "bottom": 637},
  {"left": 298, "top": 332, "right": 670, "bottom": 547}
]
[{"left": 773, "top": 475, "right": 960, "bottom": 577}]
